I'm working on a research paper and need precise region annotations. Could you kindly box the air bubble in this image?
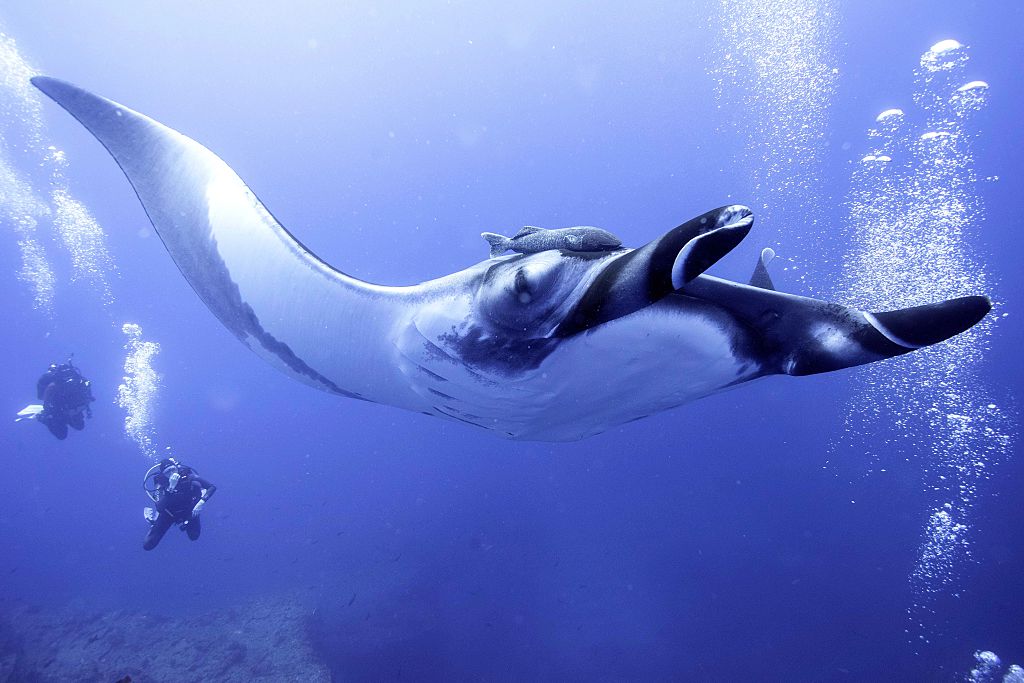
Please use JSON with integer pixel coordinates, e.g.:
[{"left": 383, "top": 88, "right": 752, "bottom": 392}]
[
  {"left": 707, "top": 0, "right": 837, "bottom": 288},
  {"left": 1, "top": 27, "right": 117, "bottom": 312},
  {"left": 929, "top": 39, "right": 963, "bottom": 54},
  {"left": 117, "top": 323, "right": 163, "bottom": 459},
  {"left": 836, "top": 39, "right": 1015, "bottom": 644},
  {"left": 876, "top": 108, "right": 904, "bottom": 122}
]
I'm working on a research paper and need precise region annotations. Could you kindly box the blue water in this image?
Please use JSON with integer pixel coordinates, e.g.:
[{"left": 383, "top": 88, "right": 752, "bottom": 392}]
[{"left": 0, "top": 1, "right": 1021, "bottom": 680}]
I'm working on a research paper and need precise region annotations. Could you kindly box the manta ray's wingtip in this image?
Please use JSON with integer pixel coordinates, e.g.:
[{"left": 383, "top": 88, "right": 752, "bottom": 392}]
[
  {"left": 867, "top": 294, "right": 991, "bottom": 349},
  {"left": 30, "top": 75, "right": 69, "bottom": 98},
  {"left": 30, "top": 76, "right": 109, "bottom": 119}
]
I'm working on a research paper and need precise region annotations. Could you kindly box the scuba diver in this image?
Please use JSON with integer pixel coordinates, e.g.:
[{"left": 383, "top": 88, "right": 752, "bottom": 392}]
[
  {"left": 21, "top": 360, "right": 95, "bottom": 440},
  {"left": 142, "top": 457, "right": 217, "bottom": 551}
]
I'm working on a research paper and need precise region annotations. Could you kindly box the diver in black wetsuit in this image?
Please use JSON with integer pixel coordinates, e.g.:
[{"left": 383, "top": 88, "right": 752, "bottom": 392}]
[
  {"left": 143, "top": 458, "right": 217, "bottom": 551},
  {"left": 35, "top": 361, "right": 94, "bottom": 440}
]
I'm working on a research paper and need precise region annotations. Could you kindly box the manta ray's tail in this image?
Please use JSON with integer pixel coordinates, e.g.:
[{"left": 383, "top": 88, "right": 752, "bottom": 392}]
[{"left": 481, "top": 232, "right": 511, "bottom": 258}]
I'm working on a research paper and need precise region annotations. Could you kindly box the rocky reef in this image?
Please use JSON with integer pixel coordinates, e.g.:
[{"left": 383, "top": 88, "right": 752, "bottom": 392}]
[{"left": 0, "top": 594, "right": 330, "bottom": 682}]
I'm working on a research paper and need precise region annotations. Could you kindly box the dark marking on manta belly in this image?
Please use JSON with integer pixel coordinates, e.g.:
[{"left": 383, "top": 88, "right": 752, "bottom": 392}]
[
  {"left": 408, "top": 324, "right": 498, "bottom": 386},
  {"left": 421, "top": 337, "right": 458, "bottom": 366},
  {"left": 172, "top": 202, "right": 364, "bottom": 400},
  {"left": 438, "top": 325, "right": 560, "bottom": 377},
  {"left": 435, "top": 405, "right": 487, "bottom": 428},
  {"left": 417, "top": 366, "right": 449, "bottom": 382},
  {"left": 238, "top": 300, "right": 365, "bottom": 400},
  {"left": 428, "top": 388, "right": 456, "bottom": 400}
]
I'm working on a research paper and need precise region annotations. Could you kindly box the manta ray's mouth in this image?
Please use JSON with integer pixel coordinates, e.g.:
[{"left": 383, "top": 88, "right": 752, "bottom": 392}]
[{"left": 555, "top": 205, "right": 753, "bottom": 337}]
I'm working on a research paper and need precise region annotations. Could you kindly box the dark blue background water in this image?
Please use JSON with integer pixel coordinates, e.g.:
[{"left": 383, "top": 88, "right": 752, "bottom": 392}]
[{"left": 1, "top": 2, "right": 1021, "bottom": 680}]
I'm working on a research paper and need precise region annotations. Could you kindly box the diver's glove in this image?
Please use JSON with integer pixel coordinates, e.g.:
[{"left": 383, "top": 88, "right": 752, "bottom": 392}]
[
  {"left": 144, "top": 507, "right": 158, "bottom": 524},
  {"left": 167, "top": 471, "right": 180, "bottom": 492},
  {"left": 191, "top": 499, "right": 206, "bottom": 518}
]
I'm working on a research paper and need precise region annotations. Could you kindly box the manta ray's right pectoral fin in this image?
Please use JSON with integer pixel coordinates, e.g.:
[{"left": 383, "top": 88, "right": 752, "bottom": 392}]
[{"left": 32, "top": 76, "right": 411, "bottom": 404}]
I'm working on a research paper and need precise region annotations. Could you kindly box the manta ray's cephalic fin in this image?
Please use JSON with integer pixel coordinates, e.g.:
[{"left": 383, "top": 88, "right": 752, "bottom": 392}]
[{"left": 556, "top": 205, "right": 753, "bottom": 336}]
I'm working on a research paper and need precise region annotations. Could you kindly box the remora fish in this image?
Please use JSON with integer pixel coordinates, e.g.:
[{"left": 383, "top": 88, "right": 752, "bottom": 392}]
[{"left": 481, "top": 226, "right": 622, "bottom": 258}]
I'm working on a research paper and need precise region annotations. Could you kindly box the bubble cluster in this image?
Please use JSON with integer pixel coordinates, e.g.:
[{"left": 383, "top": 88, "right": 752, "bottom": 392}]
[
  {"left": 0, "top": 32, "right": 56, "bottom": 313},
  {"left": 117, "top": 323, "right": 162, "bottom": 459},
  {"left": 51, "top": 184, "right": 116, "bottom": 305},
  {"left": 969, "top": 651, "right": 1003, "bottom": 683},
  {"left": 0, "top": 29, "right": 43, "bottom": 147},
  {"left": 911, "top": 507, "right": 969, "bottom": 595},
  {"left": 1006, "top": 666, "right": 1024, "bottom": 683},
  {"left": 708, "top": 0, "right": 838, "bottom": 289},
  {"left": 836, "top": 40, "right": 1015, "bottom": 641},
  {"left": 965, "top": 651, "right": 1024, "bottom": 683},
  {"left": 0, "top": 149, "right": 54, "bottom": 312},
  {"left": 0, "top": 25, "right": 117, "bottom": 311}
]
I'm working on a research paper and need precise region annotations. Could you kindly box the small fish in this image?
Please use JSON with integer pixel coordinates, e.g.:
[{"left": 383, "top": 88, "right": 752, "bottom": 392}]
[{"left": 481, "top": 225, "right": 622, "bottom": 258}]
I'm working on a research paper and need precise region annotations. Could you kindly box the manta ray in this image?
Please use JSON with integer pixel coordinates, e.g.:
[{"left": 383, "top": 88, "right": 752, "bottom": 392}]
[{"left": 32, "top": 77, "right": 991, "bottom": 441}]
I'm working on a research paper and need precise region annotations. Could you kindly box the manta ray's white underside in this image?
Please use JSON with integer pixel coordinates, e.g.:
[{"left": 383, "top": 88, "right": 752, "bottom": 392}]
[{"left": 32, "top": 77, "right": 991, "bottom": 441}]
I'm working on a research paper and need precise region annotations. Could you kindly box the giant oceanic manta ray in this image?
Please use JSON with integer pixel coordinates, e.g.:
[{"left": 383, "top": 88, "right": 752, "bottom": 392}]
[{"left": 32, "top": 77, "right": 991, "bottom": 442}]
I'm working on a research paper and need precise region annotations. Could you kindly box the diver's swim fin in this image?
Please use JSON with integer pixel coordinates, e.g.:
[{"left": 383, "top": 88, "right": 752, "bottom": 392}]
[{"left": 15, "top": 404, "right": 44, "bottom": 422}]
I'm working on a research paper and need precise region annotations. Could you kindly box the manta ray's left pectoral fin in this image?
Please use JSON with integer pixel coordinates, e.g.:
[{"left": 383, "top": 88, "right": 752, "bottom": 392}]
[
  {"left": 861, "top": 295, "right": 991, "bottom": 352},
  {"left": 785, "top": 295, "right": 991, "bottom": 376},
  {"left": 683, "top": 276, "right": 991, "bottom": 377}
]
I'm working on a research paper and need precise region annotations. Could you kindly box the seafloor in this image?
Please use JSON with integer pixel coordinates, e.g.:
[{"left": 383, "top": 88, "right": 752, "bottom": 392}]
[{"left": 0, "top": 594, "right": 330, "bottom": 682}]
